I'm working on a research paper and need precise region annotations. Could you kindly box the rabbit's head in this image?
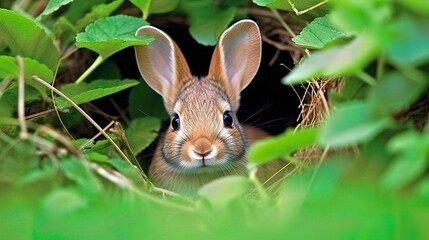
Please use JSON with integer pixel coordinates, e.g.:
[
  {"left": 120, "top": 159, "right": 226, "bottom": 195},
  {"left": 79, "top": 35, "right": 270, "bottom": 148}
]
[{"left": 135, "top": 20, "right": 261, "bottom": 177}]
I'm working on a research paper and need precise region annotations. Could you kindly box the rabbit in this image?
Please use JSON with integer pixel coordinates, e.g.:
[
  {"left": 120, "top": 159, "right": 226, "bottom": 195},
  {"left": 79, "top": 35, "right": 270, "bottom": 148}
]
[{"left": 135, "top": 20, "right": 284, "bottom": 196}]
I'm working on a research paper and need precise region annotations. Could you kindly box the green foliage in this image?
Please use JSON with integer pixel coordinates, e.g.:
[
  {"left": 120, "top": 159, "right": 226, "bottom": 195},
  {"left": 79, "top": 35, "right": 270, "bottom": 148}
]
[
  {"left": 1, "top": 0, "right": 429, "bottom": 239},
  {"left": 75, "top": 0, "right": 125, "bottom": 31},
  {"left": 55, "top": 79, "right": 139, "bottom": 108},
  {"left": 198, "top": 176, "right": 249, "bottom": 209},
  {"left": 180, "top": 1, "right": 237, "bottom": 46},
  {"left": 75, "top": 15, "right": 153, "bottom": 58},
  {"left": 128, "top": 81, "right": 168, "bottom": 120},
  {"left": 125, "top": 117, "right": 161, "bottom": 156},
  {"left": 281, "top": 0, "right": 429, "bottom": 195},
  {"left": 381, "top": 130, "right": 429, "bottom": 190},
  {"left": 384, "top": 17, "right": 429, "bottom": 66},
  {"left": 0, "top": 56, "right": 53, "bottom": 100},
  {"left": 283, "top": 34, "right": 379, "bottom": 84},
  {"left": 367, "top": 72, "right": 427, "bottom": 116},
  {"left": 319, "top": 102, "right": 391, "bottom": 147},
  {"left": 130, "top": 0, "right": 180, "bottom": 19},
  {"left": 292, "top": 15, "right": 349, "bottom": 49},
  {"left": 253, "top": 0, "right": 330, "bottom": 14},
  {"left": 36, "top": 0, "right": 74, "bottom": 20},
  {"left": 248, "top": 127, "right": 319, "bottom": 165},
  {"left": 0, "top": 8, "right": 60, "bottom": 70}
]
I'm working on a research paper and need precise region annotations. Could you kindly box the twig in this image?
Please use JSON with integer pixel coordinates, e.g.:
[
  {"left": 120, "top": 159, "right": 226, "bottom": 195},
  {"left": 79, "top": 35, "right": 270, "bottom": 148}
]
[
  {"left": 51, "top": 47, "right": 78, "bottom": 140},
  {"left": 271, "top": 8, "right": 297, "bottom": 38},
  {"left": 26, "top": 108, "right": 65, "bottom": 120},
  {"left": 16, "top": 56, "right": 28, "bottom": 139},
  {"left": 79, "top": 120, "right": 116, "bottom": 150},
  {"left": 249, "top": 168, "right": 270, "bottom": 202},
  {"left": 38, "top": 125, "right": 82, "bottom": 157},
  {"left": 0, "top": 77, "right": 12, "bottom": 96},
  {"left": 288, "top": 0, "right": 329, "bottom": 16},
  {"left": 311, "top": 80, "right": 330, "bottom": 115},
  {"left": 32, "top": 76, "right": 131, "bottom": 163}
]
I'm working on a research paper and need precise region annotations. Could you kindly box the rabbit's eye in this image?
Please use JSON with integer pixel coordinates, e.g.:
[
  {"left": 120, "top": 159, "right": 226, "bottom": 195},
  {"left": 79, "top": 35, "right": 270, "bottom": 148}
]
[
  {"left": 223, "top": 111, "right": 233, "bottom": 128},
  {"left": 171, "top": 114, "right": 180, "bottom": 130}
]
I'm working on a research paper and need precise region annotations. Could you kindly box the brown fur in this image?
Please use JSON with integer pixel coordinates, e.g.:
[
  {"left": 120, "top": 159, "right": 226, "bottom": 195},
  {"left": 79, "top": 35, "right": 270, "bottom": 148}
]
[{"left": 135, "top": 20, "right": 282, "bottom": 196}]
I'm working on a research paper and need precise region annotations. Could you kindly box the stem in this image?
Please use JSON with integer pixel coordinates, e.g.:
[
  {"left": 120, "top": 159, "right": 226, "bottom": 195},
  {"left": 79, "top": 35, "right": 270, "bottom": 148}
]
[
  {"left": 32, "top": 76, "right": 131, "bottom": 164},
  {"left": 75, "top": 55, "right": 105, "bottom": 84},
  {"left": 249, "top": 168, "right": 270, "bottom": 202},
  {"left": 288, "top": 0, "right": 329, "bottom": 15},
  {"left": 143, "top": 0, "right": 151, "bottom": 20},
  {"left": 356, "top": 71, "right": 377, "bottom": 86},
  {"left": 397, "top": 66, "right": 427, "bottom": 84},
  {"left": 0, "top": 77, "right": 12, "bottom": 98},
  {"left": 376, "top": 54, "right": 385, "bottom": 81},
  {"left": 16, "top": 55, "right": 28, "bottom": 139},
  {"left": 284, "top": 156, "right": 308, "bottom": 169}
]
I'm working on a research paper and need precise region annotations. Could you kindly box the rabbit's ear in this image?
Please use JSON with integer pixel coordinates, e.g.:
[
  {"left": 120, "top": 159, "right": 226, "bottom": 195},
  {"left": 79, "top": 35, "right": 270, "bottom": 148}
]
[
  {"left": 135, "top": 26, "right": 192, "bottom": 102},
  {"left": 208, "top": 20, "right": 261, "bottom": 108}
]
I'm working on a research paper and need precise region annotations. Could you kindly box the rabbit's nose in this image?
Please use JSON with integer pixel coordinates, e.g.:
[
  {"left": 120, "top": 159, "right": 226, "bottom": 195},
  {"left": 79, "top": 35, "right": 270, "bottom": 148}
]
[
  {"left": 193, "top": 138, "right": 214, "bottom": 158},
  {"left": 194, "top": 149, "right": 212, "bottom": 158}
]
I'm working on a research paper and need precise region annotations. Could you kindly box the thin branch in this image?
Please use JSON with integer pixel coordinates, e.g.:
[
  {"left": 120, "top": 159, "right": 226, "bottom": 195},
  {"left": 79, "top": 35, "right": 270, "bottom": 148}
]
[
  {"left": 271, "top": 8, "right": 297, "bottom": 38},
  {"left": 0, "top": 77, "right": 12, "bottom": 95},
  {"left": 79, "top": 120, "right": 116, "bottom": 150},
  {"left": 16, "top": 55, "right": 28, "bottom": 139},
  {"left": 32, "top": 76, "right": 131, "bottom": 163},
  {"left": 51, "top": 47, "right": 79, "bottom": 140},
  {"left": 26, "top": 108, "right": 65, "bottom": 120},
  {"left": 288, "top": 0, "right": 329, "bottom": 16},
  {"left": 249, "top": 168, "right": 270, "bottom": 202}
]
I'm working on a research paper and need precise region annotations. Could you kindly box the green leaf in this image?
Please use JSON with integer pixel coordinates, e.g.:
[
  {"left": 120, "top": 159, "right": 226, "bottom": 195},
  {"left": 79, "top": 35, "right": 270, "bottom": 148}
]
[
  {"left": 253, "top": 0, "right": 330, "bottom": 14},
  {"left": 292, "top": 15, "right": 350, "bottom": 49},
  {"left": 128, "top": 81, "right": 168, "bottom": 120},
  {"left": 17, "top": 165, "right": 56, "bottom": 186},
  {"left": 399, "top": 0, "right": 429, "bottom": 15},
  {"left": 149, "top": 0, "right": 179, "bottom": 13},
  {"left": 0, "top": 84, "right": 41, "bottom": 120},
  {"left": 283, "top": 35, "right": 378, "bottom": 85},
  {"left": 60, "top": 158, "right": 102, "bottom": 195},
  {"left": 129, "top": 0, "right": 150, "bottom": 16},
  {"left": 0, "top": 8, "right": 60, "bottom": 70},
  {"left": 248, "top": 127, "right": 319, "bottom": 164},
  {"left": 328, "top": 76, "right": 367, "bottom": 104},
  {"left": 75, "top": 15, "right": 153, "bottom": 58},
  {"left": 41, "top": 189, "right": 88, "bottom": 216},
  {"left": 198, "top": 176, "right": 249, "bottom": 209},
  {"left": 85, "top": 139, "right": 115, "bottom": 156},
  {"left": 37, "top": 0, "right": 74, "bottom": 20},
  {"left": 62, "top": 0, "right": 105, "bottom": 23},
  {"left": 330, "top": 0, "right": 391, "bottom": 32},
  {"left": 367, "top": 72, "right": 428, "bottom": 117},
  {"left": 76, "top": 0, "right": 124, "bottom": 31},
  {"left": 130, "top": 0, "right": 179, "bottom": 19},
  {"left": 319, "top": 102, "right": 391, "bottom": 147},
  {"left": 384, "top": 17, "right": 429, "bottom": 66},
  {"left": 125, "top": 117, "right": 161, "bottom": 156},
  {"left": 106, "top": 158, "right": 144, "bottom": 183},
  {"left": 0, "top": 56, "right": 53, "bottom": 100},
  {"left": 253, "top": 0, "right": 291, "bottom": 10},
  {"left": 56, "top": 79, "right": 139, "bottom": 108},
  {"left": 381, "top": 131, "right": 429, "bottom": 190},
  {"left": 53, "top": 16, "right": 78, "bottom": 45},
  {"left": 180, "top": 1, "right": 236, "bottom": 46},
  {"left": 72, "top": 138, "right": 94, "bottom": 149}
]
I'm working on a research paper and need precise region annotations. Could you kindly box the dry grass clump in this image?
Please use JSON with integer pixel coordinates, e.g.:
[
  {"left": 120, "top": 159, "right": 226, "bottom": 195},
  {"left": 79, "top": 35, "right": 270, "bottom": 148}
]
[{"left": 250, "top": 8, "right": 342, "bottom": 165}]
